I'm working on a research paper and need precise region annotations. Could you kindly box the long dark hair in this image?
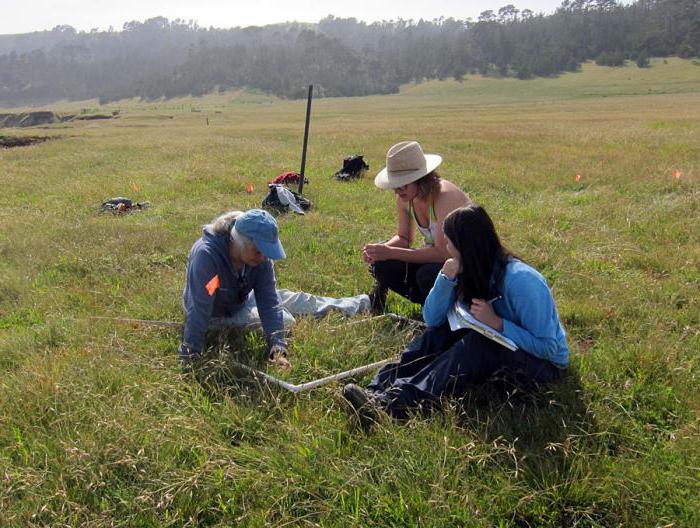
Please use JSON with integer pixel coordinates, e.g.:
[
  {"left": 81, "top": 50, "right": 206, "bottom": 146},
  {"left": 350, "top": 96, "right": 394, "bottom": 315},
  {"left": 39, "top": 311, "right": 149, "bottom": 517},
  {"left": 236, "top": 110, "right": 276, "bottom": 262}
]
[{"left": 443, "top": 204, "right": 515, "bottom": 302}]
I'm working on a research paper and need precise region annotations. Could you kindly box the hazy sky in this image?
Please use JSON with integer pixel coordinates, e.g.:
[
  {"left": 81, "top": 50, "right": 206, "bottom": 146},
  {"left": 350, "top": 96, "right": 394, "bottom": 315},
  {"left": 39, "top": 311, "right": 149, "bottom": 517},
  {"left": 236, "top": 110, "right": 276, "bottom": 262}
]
[{"left": 1, "top": 0, "right": 568, "bottom": 35}]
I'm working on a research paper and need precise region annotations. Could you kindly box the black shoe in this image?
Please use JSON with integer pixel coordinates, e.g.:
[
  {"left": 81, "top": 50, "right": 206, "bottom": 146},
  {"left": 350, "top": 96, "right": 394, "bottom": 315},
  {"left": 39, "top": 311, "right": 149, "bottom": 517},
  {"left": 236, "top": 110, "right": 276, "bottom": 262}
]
[
  {"left": 343, "top": 383, "right": 370, "bottom": 408},
  {"left": 343, "top": 383, "right": 382, "bottom": 427},
  {"left": 368, "top": 283, "right": 388, "bottom": 315}
]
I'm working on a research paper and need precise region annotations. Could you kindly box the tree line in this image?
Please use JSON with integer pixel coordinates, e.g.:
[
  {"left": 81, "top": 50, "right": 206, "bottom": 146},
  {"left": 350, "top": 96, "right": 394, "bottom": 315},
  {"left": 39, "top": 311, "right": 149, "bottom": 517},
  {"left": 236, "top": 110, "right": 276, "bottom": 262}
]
[{"left": 0, "top": 0, "right": 698, "bottom": 106}]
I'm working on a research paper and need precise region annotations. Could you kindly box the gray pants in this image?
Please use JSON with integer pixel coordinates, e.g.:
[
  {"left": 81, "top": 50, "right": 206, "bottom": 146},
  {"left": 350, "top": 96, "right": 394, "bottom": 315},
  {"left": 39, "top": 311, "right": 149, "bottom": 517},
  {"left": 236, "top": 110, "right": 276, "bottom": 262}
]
[{"left": 210, "top": 289, "right": 370, "bottom": 330}]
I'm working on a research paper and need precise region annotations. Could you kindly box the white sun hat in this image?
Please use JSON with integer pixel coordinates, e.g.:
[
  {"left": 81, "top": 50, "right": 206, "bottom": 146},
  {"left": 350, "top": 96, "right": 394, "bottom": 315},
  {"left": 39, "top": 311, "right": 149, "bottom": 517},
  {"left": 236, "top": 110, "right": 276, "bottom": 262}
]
[{"left": 374, "top": 140, "right": 443, "bottom": 189}]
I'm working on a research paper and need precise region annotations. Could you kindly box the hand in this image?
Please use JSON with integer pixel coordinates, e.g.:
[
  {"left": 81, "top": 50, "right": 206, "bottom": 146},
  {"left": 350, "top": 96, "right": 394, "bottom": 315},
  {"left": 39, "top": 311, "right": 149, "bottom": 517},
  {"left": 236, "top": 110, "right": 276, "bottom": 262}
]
[
  {"left": 442, "top": 258, "right": 461, "bottom": 279},
  {"left": 361, "top": 245, "right": 372, "bottom": 263},
  {"left": 268, "top": 345, "right": 291, "bottom": 370},
  {"left": 363, "top": 243, "right": 393, "bottom": 262},
  {"left": 469, "top": 299, "right": 503, "bottom": 332}
]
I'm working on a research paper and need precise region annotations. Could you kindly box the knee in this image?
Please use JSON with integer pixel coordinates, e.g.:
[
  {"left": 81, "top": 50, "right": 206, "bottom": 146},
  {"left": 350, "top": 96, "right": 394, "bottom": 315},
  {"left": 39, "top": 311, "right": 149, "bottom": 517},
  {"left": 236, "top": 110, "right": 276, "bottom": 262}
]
[
  {"left": 455, "top": 331, "right": 483, "bottom": 352},
  {"left": 423, "top": 323, "right": 452, "bottom": 341},
  {"left": 405, "top": 324, "right": 453, "bottom": 354},
  {"left": 414, "top": 324, "right": 448, "bottom": 341},
  {"left": 370, "top": 260, "right": 393, "bottom": 282},
  {"left": 416, "top": 265, "right": 440, "bottom": 292},
  {"left": 451, "top": 331, "right": 497, "bottom": 366}
]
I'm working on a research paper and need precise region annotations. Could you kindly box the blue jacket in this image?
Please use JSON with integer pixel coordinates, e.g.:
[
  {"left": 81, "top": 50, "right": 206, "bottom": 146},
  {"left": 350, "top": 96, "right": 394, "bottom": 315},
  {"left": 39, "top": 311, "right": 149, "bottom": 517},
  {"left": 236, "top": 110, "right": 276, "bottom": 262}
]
[
  {"left": 181, "top": 225, "right": 286, "bottom": 356},
  {"left": 423, "top": 260, "right": 568, "bottom": 367}
]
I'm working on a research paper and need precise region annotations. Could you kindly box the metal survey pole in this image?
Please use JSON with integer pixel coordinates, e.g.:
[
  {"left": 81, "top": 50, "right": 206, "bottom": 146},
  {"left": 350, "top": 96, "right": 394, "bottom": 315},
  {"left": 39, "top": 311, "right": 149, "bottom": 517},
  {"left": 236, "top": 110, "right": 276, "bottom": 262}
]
[{"left": 297, "top": 84, "right": 313, "bottom": 195}]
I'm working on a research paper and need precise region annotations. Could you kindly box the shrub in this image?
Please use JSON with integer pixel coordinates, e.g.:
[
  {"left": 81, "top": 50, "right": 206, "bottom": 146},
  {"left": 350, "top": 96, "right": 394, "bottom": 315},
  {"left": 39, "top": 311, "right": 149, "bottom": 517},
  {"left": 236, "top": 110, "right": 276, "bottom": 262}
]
[
  {"left": 595, "top": 51, "right": 626, "bottom": 67},
  {"left": 636, "top": 53, "right": 650, "bottom": 68}
]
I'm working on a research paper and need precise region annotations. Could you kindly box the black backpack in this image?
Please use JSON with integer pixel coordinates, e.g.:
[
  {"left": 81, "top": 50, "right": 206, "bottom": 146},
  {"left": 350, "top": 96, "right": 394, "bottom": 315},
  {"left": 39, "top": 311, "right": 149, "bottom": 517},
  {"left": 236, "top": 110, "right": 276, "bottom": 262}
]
[{"left": 334, "top": 155, "right": 369, "bottom": 181}]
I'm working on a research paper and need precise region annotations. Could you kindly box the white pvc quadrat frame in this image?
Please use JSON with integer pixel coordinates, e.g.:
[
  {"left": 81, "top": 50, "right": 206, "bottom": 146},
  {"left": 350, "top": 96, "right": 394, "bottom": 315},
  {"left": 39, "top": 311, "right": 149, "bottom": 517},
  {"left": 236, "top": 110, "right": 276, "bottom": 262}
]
[
  {"left": 232, "top": 357, "right": 397, "bottom": 393},
  {"left": 92, "top": 313, "right": 424, "bottom": 393}
]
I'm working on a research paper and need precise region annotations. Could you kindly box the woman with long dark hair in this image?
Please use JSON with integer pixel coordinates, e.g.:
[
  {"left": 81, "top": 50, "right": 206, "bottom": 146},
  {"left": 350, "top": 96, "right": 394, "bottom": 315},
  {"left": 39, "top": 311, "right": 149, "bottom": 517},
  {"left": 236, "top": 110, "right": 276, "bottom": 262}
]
[
  {"left": 345, "top": 204, "right": 569, "bottom": 421},
  {"left": 363, "top": 140, "right": 470, "bottom": 312}
]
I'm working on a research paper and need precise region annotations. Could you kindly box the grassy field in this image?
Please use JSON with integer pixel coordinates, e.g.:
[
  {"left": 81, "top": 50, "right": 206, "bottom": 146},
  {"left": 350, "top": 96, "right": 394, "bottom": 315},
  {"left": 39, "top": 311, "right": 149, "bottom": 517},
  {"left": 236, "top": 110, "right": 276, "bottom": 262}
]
[{"left": 1, "top": 58, "right": 699, "bottom": 526}]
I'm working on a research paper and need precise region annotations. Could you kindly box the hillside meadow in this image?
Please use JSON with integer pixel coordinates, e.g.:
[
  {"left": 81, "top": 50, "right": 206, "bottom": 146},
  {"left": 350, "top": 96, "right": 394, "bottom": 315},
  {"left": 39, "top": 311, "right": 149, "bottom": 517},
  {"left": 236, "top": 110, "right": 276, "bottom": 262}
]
[{"left": 1, "top": 58, "right": 699, "bottom": 526}]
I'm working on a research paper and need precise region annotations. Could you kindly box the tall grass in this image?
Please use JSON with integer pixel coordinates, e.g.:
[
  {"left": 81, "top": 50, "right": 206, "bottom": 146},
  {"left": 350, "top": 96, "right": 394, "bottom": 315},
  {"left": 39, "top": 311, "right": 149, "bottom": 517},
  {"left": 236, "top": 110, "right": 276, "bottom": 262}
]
[{"left": 1, "top": 59, "right": 698, "bottom": 526}]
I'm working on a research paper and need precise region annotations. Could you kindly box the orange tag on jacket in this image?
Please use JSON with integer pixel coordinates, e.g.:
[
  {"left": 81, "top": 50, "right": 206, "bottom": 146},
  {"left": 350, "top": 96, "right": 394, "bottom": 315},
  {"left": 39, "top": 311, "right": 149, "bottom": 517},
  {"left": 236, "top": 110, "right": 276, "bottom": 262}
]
[{"left": 205, "top": 274, "right": 220, "bottom": 296}]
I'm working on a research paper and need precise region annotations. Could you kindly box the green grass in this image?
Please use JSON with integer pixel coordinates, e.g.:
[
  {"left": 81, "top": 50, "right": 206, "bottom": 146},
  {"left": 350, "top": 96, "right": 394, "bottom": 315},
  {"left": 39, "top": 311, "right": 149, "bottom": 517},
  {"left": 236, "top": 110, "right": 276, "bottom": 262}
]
[{"left": 1, "top": 58, "right": 699, "bottom": 526}]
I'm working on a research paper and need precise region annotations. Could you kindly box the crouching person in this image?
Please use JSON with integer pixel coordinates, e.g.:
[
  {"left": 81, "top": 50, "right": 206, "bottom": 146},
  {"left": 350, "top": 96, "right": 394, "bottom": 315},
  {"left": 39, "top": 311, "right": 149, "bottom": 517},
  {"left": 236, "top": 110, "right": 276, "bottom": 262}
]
[
  {"left": 345, "top": 204, "right": 568, "bottom": 424},
  {"left": 179, "top": 209, "right": 290, "bottom": 368}
]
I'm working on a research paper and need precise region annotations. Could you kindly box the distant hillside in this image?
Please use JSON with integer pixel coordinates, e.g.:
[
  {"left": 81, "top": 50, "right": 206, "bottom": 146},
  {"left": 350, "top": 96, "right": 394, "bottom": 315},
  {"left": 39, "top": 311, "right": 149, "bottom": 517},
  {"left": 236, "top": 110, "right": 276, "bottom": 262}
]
[
  {"left": 0, "top": 0, "right": 698, "bottom": 106},
  {"left": 0, "top": 29, "right": 75, "bottom": 55}
]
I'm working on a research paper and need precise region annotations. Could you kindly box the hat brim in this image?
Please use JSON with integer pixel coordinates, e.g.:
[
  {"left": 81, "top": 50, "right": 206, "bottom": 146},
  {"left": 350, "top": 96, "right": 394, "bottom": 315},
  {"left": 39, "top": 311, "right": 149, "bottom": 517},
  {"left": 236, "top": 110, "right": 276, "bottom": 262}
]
[
  {"left": 374, "top": 154, "right": 442, "bottom": 189},
  {"left": 254, "top": 238, "right": 286, "bottom": 260}
]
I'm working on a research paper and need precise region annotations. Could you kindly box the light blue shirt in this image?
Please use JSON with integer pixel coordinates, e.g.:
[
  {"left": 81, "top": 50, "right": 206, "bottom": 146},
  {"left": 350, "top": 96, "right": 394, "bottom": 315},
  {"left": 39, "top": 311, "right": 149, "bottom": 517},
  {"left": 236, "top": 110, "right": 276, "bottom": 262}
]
[{"left": 423, "top": 260, "right": 569, "bottom": 367}]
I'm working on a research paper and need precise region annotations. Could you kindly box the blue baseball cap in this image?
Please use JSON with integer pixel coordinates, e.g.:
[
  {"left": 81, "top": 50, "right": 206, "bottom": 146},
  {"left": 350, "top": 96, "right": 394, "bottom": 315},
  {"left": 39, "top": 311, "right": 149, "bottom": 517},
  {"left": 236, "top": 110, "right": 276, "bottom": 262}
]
[{"left": 233, "top": 209, "right": 286, "bottom": 260}]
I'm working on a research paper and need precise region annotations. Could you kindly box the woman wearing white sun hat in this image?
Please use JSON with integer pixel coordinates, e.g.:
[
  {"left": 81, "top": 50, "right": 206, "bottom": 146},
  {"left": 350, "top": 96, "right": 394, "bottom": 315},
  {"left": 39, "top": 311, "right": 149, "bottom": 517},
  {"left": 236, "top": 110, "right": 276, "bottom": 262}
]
[{"left": 363, "top": 140, "right": 470, "bottom": 313}]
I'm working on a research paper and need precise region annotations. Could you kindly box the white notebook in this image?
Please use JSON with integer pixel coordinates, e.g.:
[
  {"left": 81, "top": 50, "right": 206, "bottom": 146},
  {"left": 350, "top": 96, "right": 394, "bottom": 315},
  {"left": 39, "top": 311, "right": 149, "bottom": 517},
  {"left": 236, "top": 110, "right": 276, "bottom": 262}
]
[{"left": 447, "top": 301, "right": 518, "bottom": 351}]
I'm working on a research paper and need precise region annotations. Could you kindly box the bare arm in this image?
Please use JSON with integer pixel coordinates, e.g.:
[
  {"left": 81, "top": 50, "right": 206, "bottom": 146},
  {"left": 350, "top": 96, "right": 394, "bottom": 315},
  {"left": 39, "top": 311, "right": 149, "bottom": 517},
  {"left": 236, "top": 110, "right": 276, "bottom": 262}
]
[
  {"left": 363, "top": 197, "right": 412, "bottom": 262},
  {"left": 364, "top": 182, "right": 469, "bottom": 264},
  {"left": 385, "top": 196, "right": 413, "bottom": 248},
  {"left": 381, "top": 187, "right": 468, "bottom": 263},
  {"left": 385, "top": 245, "right": 446, "bottom": 263}
]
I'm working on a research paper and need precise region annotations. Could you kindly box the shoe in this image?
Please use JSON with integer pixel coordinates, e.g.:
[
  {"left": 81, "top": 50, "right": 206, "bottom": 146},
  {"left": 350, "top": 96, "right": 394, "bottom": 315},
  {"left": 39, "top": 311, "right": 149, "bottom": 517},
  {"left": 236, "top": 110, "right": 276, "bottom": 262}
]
[
  {"left": 343, "top": 383, "right": 382, "bottom": 427},
  {"left": 343, "top": 382, "right": 370, "bottom": 408},
  {"left": 368, "top": 283, "right": 388, "bottom": 315}
]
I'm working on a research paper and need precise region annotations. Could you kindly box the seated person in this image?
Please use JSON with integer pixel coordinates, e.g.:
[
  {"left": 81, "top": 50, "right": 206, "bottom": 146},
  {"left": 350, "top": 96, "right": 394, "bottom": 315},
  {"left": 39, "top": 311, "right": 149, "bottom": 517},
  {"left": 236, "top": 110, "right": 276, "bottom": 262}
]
[
  {"left": 363, "top": 140, "right": 470, "bottom": 313},
  {"left": 179, "top": 209, "right": 290, "bottom": 368},
  {"left": 346, "top": 204, "right": 569, "bottom": 422}
]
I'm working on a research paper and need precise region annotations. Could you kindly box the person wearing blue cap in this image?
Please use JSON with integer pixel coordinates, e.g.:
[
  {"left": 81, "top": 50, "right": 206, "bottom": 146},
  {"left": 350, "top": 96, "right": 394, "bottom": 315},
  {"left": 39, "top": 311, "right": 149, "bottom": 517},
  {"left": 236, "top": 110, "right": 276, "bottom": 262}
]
[{"left": 179, "top": 209, "right": 290, "bottom": 368}]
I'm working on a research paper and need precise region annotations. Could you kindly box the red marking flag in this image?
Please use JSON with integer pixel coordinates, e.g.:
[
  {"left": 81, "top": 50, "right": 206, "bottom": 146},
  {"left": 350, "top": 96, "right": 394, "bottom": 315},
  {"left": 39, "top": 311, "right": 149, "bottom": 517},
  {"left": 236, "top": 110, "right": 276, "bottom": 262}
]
[
  {"left": 246, "top": 182, "right": 254, "bottom": 193},
  {"left": 575, "top": 174, "right": 582, "bottom": 183},
  {"left": 205, "top": 274, "right": 220, "bottom": 296},
  {"left": 673, "top": 169, "right": 681, "bottom": 180}
]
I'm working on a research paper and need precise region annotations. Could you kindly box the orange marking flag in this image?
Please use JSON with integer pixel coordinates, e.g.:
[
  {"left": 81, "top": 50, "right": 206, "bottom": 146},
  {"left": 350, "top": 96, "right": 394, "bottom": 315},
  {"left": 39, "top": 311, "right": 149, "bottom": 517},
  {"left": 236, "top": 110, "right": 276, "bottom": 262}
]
[
  {"left": 131, "top": 181, "right": 140, "bottom": 192},
  {"left": 673, "top": 169, "right": 681, "bottom": 180},
  {"left": 205, "top": 274, "right": 220, "bottom": 296}
]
